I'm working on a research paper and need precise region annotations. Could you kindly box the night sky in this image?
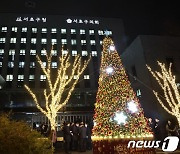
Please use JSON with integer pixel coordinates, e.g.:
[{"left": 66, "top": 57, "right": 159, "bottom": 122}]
[{"left": 0, "top": 0, "right": 180, "bottom": 45}]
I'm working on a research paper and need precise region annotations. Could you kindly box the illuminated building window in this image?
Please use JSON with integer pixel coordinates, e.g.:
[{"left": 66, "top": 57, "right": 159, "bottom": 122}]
[
  {"left": 65, "top": 75, "right": 68, "bottom": 79},
  {"left": 10, "top": 38, "right": 16, "bottom": 43},
  {"left": 32, "top": 28, "right": 37, "bottom": 33},
  {"left": 30, "top": 62, "right": 35, "bottom": 68},
  {"left": 98, "top": 30, "right": 104, "bottom": 35},
  {"left": 8, "top": 62, "right": 14, "bottom": 68},
  {"left": 81, "top": 40, "right": 86, "bottom": 45},
  {"left": 0, "top": 38, "right": 6, "bottom": 43},
  {"left": 51, "top": 39, "right": 57, "bottom": 44},
  {"left": 136, "top": 89, "right": 141, "bottom": 97},
  {"left": 41, "top": 50, "right": 47, "bottom": 55},
  {"left": 62, "top": 50, "right": 68, "bottom": 55},
  {"left": 12, "top": 27, "right": 17, "bottom": 32},
  {"left": 41, "top": 38, "right": 47, "bottom": 44},
  {"left": 42, "top": 62, "right": 46, "bottom": 67},
  {"left": 1, "top": 27, "right": 7, "bottom": 32},
  {"left": 9, "top": 50, "right": 15, "bottom": 55},
  {"left": 71, "top": 29, "right": 76, "bottom": 34},
  {"left": 73, "top": 75, "right": 79, "bottom": 79},
  {"left": 18, "top": 75, "right": 24, "bottom": 81},
  {"left": 72, "top": 50, "right": 77, "bottom": 56},
  {"left": 29, "top": 75, "right": 35, "bottom": 81},
  {"left": 90, "top": 40, "right": 96, "bottom": 45},
  {"left": 20, "top": 49, "right": 26, "bottom": 55},
  {"left": 30, "top": 50, "right": 36, "bottom": 55},
  {"left": 21, "top": 38, "right": 26, "bottom": 43},
  {"left": 21, "top": 27, "right": 27, "bottom": 32},
  {"left": 100, "top": 40, "right": 103, "bottom": 45},
  {"left": 89, "top": 30, "right": 95, "bottom": 35},
  {"left": 40, "top": 75, "right": 46, "bottom": 81},
  {"left": 61, "top": 29, "right": 66, "bottom": 34},
  {"left": 51, "top": 62, "right": 57, "bottom": 68},
  {"left": 82, "top": 50, "right": 88, "bottom": 56},
  {"left": 42, "top": 28, "right": 47, "bottom": 33},
  {"left": 84, "top": 75, "right": 90, "bottom": 79},
  {"left": 19, "top": 62, "right": 25, "bottom": 68},
  {"left": 31, "top": 38, "right": 36, "bottom": 44},
  {"left": 61, "top": 39, "right": 67, "bottom": 44},
  {"left": 51, "top": 28, "right": 57, "bottom": 33},
  {"left": 51, "top": 50, "right": 57, "bottom": 56},
  {"left": 91, "top": 51, "right": 97, "bottom": 56},
  {"left": 0, "top": 49, "right": 4, "bottom": 55},
  {"left": 80, "top": 29, "right": 85, "bottom": 34},
  {"left": 71, "top": 39, "right": 76, "bottom": 45},
  {"left": 0, "top": 62, "right": 2, "bottom": 67},
  {"left": 6, "top": 75, "right": 13, "bottom": 81}
]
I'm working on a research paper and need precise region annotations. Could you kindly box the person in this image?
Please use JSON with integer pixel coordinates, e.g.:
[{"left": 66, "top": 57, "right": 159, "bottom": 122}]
[
  {"left": 62, "top": 121, "right": 72, "bottom": 154},
  {"left": 166, "top": 120, "right": 178, "bottom": 136},
  {"left": 154, "top": 118, "right": 161, "bottom": 141},
  {"left": 71, "top": 122, "right": 79, "bottom": 151},
  {"left": 85, "top": 123, "right": 92, "bottom": 150},
  {"left": 33, "top": 122, "right": 37, "bottom": 130},
  {"left": 51, "top": 127, "right": 57, "bottom": 148},
  {"left": 79, "top": 122, "right": 87, "bottom": 152},
  {"left": 40, "top": 122, "right": 46, "bottom": 136}
]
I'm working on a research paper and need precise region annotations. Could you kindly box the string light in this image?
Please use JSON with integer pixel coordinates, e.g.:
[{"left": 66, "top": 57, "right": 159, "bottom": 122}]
[
  {"left": 109, "top": 45, "right": 115, "bottom": 51},
  {"left": 106, "top": 66, "right": 114, "bottom": 74},
  {"left": 147, "top": 61, "right": 180, "bottom": 127},
  {"left": 25, "top": 49, "right": 91, "bottom": 130}
]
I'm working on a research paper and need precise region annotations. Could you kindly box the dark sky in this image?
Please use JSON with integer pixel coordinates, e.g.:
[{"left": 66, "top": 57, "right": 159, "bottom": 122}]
[{"left": 0, "top": 0, "right": 180, "bottom": 45}]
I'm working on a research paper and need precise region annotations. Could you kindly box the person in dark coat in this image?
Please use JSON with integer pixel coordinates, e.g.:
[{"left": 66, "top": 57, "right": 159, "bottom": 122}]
[
  {"left": 79, "top": 122, "right": 87, "bottom": 152},
  {"left": 62, "top": 121, "right": 72, "bottom": 154},
  {"left": 85, "top": 123, "right": 92, "bottom": 150},
  {"left": 71, "top": 122, "right": 79, "bottom": 151}
]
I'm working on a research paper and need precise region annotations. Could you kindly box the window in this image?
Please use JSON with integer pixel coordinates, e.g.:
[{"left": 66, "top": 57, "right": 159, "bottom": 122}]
[
  {"left": 9, "top": 50, "right": 15, "bottom": 55},
  {"left": 73, "top": 75, "right": 79, "bottom": 79},
  {"left": 41, "top": 50, "right": 47, "bottom": 55},
  {"left": 89, "top": 30, "right": 95, "bottom": 35},
  {"left": 42, "top": 28, "right": 47, "bottom": 33},
  {"left": 30, "top": 62, "right": 35, "bottom": 68},
  {"left": 84, "top": 75, "right": 90, "bottom": 79},
  {"left": 90, "top": 40, "right": 96, "bottom": 45},
  {"left": 0, "top": 38, "right": 6, "bottom": 43},
  {"left": 10, "top": 38, "right": 16, "bottom": 43},
  {"left": 51, "top": 28, "right": 57, "bottom": 33},
  {"left": 12, "top": 27, "right": 17, "bottom": 32},
  {"left": 21, "top": 38, "right": 26, "bottom": 43},
  {"left": 19, "top": 49, "right": 26, "bottom": 55},
  {"left": 18, "top": 75, "right": 24, "bottom": 81},
  {"left": 136, "top": 89, "right": 141, "bottom": 97},
  {"left": 81, "top": 40, "right": 86, "bottom": 45},
  {"left": 31, "top": 38, "right": 36, "bottom": 44},
  {"left": 21, "top": 27, "right": 27, "bottom": 32},
  {"left": 42, "top": 62, "right": 46, "bottom": 67},
  {"left": 64, "top": 75, "right": 68, "bottom": 79},
  {"left": 30, "top": 50, "right": 36, "bottom": 55},
  {"left": 82, "top": 51, "right": 88, "bottom": 56},
  {"left": 71, "top": 39, "right": 76, "bottom": 45},
  {"left": 62, "top": 50, "right": 68, "bottom": 55},
  {"left": 61, "top": 39, "right": 67, "bottom": 44},
  {"left": 32, "top": 28, "right": 37, "bottom": 33},
  {"left": 0, "top": 62, "right": 2, "bottom": 67},
  {"left": 80, "top": 29, "right": 85, "bottom": 34},
  {"left": 72, "top": 50, "right": 77, "bottom": 56},
  {"left": 8, "top": 62, "right": 14, "bottom": 68},
  {"left": 19, "top": 62, "right": 25, "bottom": 68},
  {"left": 61, "top": 29, "right": 66, "bottom": 34},
  {"left": 51, "top": 62, "right": 57, "bottom": 68},
  {"left": 6, "top": 75, "right": 13, "bottom": 81},
  {"left": 98, "top": 30, "right": 104, "bottom": 35},
  {"left": 100, "top": 40, "right": 103, "bottom": 45},
  {"left": 71, "top": 29, "right": 76, "bottom": 34},
  {"left": 51, "top": 39, "right": 57, "bottom": 44},
  {"left": 29, "top": 75, "right": 35, "bottom": 81},
  {"left": 40, "top": 75, "right": 46, "bottom": 81},
  {"left": 1, "top": 27, "right": 7, "bottom": 32},
  {"left": 0, "top": 49, "right": 4, "bottom": 55},
  {"left": 51, "top": 50, "right": 57, "bottom": 56},
  {"left": 41, "top": 38, "right": 47, "bottom": 44},
  {"left": 91, "top": 51, "right": 97, "bottom": 56}
]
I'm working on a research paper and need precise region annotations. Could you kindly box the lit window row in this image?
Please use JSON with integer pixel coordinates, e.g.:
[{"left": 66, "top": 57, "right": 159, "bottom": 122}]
[{"left": 1, "top": 27, "right": 112, "bottom": 35}]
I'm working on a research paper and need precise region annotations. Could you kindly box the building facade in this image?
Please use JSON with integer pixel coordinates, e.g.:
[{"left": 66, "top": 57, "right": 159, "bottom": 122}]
[
  {"left": 0, "top": 13, "right": 126, "bottom": 125},
  {"left": 121, "top": 35, "right": 180, "bottom": 122}
]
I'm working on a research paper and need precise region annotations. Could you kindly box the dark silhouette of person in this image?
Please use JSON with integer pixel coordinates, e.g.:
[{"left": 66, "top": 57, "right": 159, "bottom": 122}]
[
  {"left": 85, "top": 123, "right": 92, "bottom": 150},
  {"left": 71, "top": 122, "right": 79, "bottom": 150},
  {"left": 33, "top": 122, "right": 36, "bottom": 130},
  {"left": 79, "top": 122, "right": 87, "bottom": 152}
]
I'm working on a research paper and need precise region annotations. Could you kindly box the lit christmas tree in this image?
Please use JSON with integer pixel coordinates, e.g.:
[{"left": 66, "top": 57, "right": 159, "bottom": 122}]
[{"left": 92, "top": 37, "right": 154, "bottom": 153}]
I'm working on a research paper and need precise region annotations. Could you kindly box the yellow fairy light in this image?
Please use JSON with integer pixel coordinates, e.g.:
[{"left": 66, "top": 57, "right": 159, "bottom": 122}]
[
  {"left": 25, "top": 49, "right": 91, "bottom": 130},
  {"left": 147, "top": 61, "right": 180, "bottom": 126}
]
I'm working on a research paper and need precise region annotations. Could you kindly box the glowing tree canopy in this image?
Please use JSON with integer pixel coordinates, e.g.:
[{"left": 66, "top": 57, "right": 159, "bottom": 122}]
[
  {"left": 92, "top": 37, "right": 152, "bottom": 139},
  {"left": 25, "top": 49, "right": 90, "bottom": 130},
  {"left": 147, "top": 61, "right": 180, "bottom": 126}
]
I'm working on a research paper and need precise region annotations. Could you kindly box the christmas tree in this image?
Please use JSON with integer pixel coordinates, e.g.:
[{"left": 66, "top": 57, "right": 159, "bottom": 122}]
[{"left": 92, "top": 36, "right": 154, "bottom": 153}]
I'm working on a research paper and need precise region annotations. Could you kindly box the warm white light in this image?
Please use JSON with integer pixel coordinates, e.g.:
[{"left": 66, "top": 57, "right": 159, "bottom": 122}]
[
  {"left": 128, "top": 100, "right": 138, "bottom": 113},
  {"left": 106, "top": 67, "right": 114, "bottom": 74},
  {"left": 114, "top": 111, "right": 127, "bottom": 124},
  {"left": 109, "top": 45, "right": 115, "bottom": 51}
]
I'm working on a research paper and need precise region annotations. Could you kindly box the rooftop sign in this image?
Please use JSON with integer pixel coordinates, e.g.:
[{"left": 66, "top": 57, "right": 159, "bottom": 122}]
[
  {"left": 66, "top": 18, "right": 99, "bottom": 25},
  {"left": 16, "top": 17, "right": 47, "bottom": 22}
]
